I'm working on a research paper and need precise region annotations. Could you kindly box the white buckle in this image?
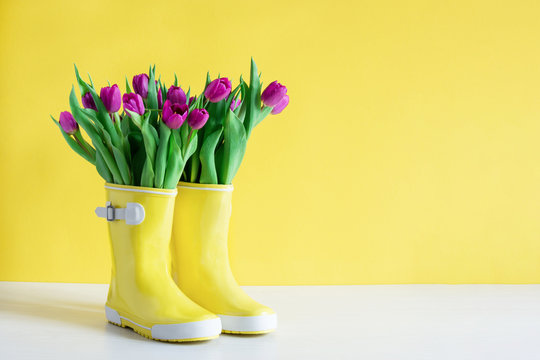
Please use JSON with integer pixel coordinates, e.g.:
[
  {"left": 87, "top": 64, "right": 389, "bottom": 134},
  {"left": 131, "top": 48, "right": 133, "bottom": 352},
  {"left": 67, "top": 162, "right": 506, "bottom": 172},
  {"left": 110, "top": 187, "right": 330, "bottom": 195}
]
[{"left": 95, "top": 201, "right": 145, "bottom": 225}]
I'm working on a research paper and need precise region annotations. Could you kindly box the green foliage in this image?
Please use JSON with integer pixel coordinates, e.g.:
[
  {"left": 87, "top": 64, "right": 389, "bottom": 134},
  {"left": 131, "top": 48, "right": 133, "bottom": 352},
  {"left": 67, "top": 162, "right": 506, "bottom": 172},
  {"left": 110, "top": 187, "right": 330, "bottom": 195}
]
[
  {"left": 163, "top": 131, "right": 183, "bottom": 189},
  {"left": 187, "top": 58, "right": 274, "bottom": 185},
  {"left": 199, "top": 128, "right": 223, "bottom": 184},
  {"left": 53, "top": 59, "right": 281, "bottom": 188},
  {"left": 218, "top": 110, "right": 247, "bottom": 184},
  {"left": 154, "top": 122, "right": 171, "bottom": 188},
  {"left": 51, "top": 116, "right": 96, "bottom": 165}
]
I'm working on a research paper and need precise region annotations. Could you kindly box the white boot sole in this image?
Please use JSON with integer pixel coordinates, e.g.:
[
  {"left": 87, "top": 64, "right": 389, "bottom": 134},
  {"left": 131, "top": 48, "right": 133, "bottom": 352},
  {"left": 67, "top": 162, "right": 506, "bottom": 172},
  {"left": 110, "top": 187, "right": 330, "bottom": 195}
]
[
  {"left": 219, "top": 313, "right": 277, "bottom": 334},
  {"left": 105, "top": 306, "right": 222, "bottom": 342}
]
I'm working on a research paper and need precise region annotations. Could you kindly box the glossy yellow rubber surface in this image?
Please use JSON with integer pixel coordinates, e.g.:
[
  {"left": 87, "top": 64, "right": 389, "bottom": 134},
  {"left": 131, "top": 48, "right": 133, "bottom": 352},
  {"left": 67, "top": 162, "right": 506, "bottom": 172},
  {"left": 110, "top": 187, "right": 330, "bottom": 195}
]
[
  {"left": 171, "top": 182, "right": 275, "bottom": 321},
  {"left": 104, "top": 183, "right": 218, "bottom": 341}
]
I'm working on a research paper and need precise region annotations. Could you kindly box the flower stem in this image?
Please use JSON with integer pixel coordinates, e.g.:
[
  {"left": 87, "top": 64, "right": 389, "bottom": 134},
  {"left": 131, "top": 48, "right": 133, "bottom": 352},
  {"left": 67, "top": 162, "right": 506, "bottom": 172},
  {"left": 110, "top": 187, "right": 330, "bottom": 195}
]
[{"left": 74, "top": 134, "right": 91, "bottom": 156}]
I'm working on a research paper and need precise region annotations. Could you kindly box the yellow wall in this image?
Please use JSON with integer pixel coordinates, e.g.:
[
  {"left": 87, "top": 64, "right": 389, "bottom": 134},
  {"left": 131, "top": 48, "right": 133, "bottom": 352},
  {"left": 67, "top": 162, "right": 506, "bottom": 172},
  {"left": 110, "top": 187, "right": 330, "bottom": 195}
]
[{"left": 1, "top": 0, "right": 540, "bottom": 284}]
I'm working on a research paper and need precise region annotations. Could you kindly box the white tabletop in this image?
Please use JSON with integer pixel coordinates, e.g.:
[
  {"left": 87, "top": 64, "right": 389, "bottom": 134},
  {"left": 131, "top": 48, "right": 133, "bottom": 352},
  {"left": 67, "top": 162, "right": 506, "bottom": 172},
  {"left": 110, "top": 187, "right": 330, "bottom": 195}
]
[{"left": 1, "top": 282, "right": 539, "bottom": 359}]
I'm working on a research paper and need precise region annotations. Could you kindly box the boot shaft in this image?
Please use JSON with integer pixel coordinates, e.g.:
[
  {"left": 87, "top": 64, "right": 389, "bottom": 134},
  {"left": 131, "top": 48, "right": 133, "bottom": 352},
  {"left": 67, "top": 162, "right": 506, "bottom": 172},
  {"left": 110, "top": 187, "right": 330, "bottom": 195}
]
[
  {"left": 104, "top": 184, "right": 177, "bottom": 295},
  {"left": 173, "top": 181, "right": 234, "bottom": 262}
]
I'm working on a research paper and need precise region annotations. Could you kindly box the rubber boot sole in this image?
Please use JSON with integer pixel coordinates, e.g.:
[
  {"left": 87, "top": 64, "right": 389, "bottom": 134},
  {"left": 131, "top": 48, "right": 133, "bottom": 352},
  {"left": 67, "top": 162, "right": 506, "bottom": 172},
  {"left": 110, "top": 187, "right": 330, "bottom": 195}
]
[{"left": 106, "top": 306, "right": 221, "bottom": 342}]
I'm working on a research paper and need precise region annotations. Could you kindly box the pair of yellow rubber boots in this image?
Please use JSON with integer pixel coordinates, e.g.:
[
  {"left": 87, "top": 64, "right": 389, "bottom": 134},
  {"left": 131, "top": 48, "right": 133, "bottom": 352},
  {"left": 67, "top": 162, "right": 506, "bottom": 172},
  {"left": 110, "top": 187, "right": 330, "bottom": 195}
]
[{"left": 96, "top": 181, "right": 276, "bottom": 342}]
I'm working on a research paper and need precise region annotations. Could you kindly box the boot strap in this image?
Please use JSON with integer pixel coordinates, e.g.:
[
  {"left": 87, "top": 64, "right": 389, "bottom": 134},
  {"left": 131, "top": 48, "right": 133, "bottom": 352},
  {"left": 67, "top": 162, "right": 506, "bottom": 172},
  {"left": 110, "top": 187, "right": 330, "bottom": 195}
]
[{"left": 95, "top": 202, "right": 145, "bottom": 225}]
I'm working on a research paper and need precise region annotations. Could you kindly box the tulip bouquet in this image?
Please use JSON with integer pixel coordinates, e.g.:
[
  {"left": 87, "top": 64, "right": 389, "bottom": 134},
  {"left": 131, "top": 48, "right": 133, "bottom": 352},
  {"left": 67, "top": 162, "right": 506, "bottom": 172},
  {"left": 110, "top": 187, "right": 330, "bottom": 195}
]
[{"left": 52, "top": 59, "right": 288, "bottom": 188}]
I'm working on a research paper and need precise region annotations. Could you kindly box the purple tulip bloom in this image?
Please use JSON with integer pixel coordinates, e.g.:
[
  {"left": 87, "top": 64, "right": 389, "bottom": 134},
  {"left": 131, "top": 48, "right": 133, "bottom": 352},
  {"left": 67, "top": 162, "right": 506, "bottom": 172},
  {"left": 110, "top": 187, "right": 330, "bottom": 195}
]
[
  {"left": 187, "top": 108, "right": 209, "bottom": 130},
  {"left": 132, "top": 74, "right": 149, "bottom": 99},
  {"left": 81, "top": 92, "right": 97, "bottom": 111},
  {"left": 157, "top": 86, "right": 163, "bottom": 109},
  {"left": 162, "top": 100, "right": 188, "bottom": 129},
  {"left": 261, "top": 81, "right": 287, "bottom": 107},
  {"left": 271, "top": 94, "right": 289, "bottom": 115},
  {"left": 59, "top": 111, "right": 78, "bottom": 135},
  {"left": 230, "top": 97, "right": 241, "bottom": 111},
  {"left": 167, "top": 85, "right": 187, "bottom": 105},
  {"left": 188, "top": 96, "right": 197, "bottom": 106},
  {"left": 123, "top": 93, "right": 145, "bottom": 115},
  {"left": 204, "top": 77, "right": 232, "bottom": 103},
  {"left": 100, "top": 84, "right": 121, "bottom": 113}
]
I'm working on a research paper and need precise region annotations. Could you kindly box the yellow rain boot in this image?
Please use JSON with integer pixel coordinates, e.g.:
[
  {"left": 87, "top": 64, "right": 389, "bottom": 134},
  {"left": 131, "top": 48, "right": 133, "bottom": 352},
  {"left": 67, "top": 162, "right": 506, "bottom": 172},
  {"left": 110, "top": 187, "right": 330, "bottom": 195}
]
[
  {"left": 171, "top": 182, "right": 277, "bottom": 334},
  {"left": 95, "top": 183, "right": 222, "bottom": 342}
]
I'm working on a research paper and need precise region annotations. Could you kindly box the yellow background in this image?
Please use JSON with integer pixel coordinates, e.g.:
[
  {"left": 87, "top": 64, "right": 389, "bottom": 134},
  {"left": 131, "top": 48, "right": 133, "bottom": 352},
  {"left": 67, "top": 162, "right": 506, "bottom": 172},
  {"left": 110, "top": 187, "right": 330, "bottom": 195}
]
[{"left": 1, "top": 0, "right": 539, "bottom": 284}]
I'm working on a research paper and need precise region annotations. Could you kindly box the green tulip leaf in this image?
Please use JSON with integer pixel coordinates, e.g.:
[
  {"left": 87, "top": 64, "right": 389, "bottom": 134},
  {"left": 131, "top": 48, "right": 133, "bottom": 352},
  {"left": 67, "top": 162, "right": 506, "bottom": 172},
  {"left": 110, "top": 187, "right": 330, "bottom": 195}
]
[
  {"left": 95, "top": 148, "right": 113, "bottom": 183},
  {"left": 123, "top": 133, "right": 131, "bottom": 167},
  {"left": 69, "top": 87, "right": 123, "bottom": 184},
  {"left": 180, "top": 121, "right": 201, "bottom": 183},
  {"left": 140, "top": 156, "right": 154, "bottom": 188},
  {"left": 88, "top": 73, "right": 95, "bottom": 89},
  {"left": 125, "top": 110, "right": 142, "bottom": 129},
  {"left": 237, "top": 78, "right": 249, "bottom": 123},
  {"left": 199, "top": 128, "right": 223, "bottom": 184},
  {"left": 149, "top": 122, "right": 159, "bottom": 146},
  {"left": 225, "top": 85, "right": 241, "bottom": 112},
  {"left": 243, "top": 58, "right": 262, "bottom": 139},
  {"left": 154, "top": 122, "right": 171, "bottom": 188},
  {"left": 163, "top": 132, "right": 184, "bottom": 189},
  {"left": 141, "top": 115, "right": 157, "bottom": 167},
  {"left": 121, "top": 115, "right": 130, "bottom": 136},
  {"left": 218, "top": 109, "right": 247, "bottom": 184},
  {"left": 51, "top": 116, "right": 95, "bottom": 165},
  {"left": 74, "top": 65, "right": 121, "bottom": 148},
  {"left": 113, "top": 113, "right": 123, "bottom": 139},
  {"left": 179, "top": 122, "right": 189, "bottom": 147},
  {"left": 73, "top": 130, "right": 96, "bottom": 160},
  {"left": 184, "top": 131, "right": 198, "bottom": 160},
  {"left": 205, "top": 72, "right": 211, "bottom": 87},
  {"left": 189, "top": 152, "right": 200, "bottom": 183},
  {"left": 147, "top": 65, "right": 158, "bottom": 125},
  {"left": 125, "top": 76, "right": 132, "bottom": 94},
  {"left": 254, "top": 106, "right": 273, "bottom": 128},
  {"left": 74, "top": 64, "right": 92, "bottom": 96},
  {"left": 92, "top": 117, "right": 113, "bottom": 150},
  {"left": 205, "top": 100, "right": 226, "bottom": 135},
  {"left": 112, "top": 145, "right": 131, "bottom": 185},
  {"left": 93, "top": 140, "right": 122, "bottom": 184},
  {"left": 160, "top": 82, "right": 167, "bottom": 107}
]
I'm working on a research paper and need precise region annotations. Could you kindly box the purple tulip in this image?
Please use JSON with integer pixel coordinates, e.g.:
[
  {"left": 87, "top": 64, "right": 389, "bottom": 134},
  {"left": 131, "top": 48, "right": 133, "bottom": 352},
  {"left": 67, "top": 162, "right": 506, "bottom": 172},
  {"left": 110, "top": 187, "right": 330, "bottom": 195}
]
[
  {"left": 100, "top": 84, "right": 121, "bottom": 113},
  {"left": 187, "top": 108, "right": 209, "bottom": 130},
  {"left": 59, "top": 111, "right": 78, "bottom": 135},
  {"left": 188, "top": 96, "right": 197, "bottom": 106},
  {"left": 271, "top": 94, "right": 289, "bottom": 115},
  {"left": 162, "top": 100, "right": 188, "bottom": 129},
  {"left": 81, "top": 92, "right": 97, "bottom": 111},
  {"left": 167, "top": 85, "right": 187, "bottom": 105},
  {"left": 230, "top": 97, "right": 241, "bottom": 111},
  {"left": 123, "top": 93, "right": 145, "bottom": 115},
  {"left": 261, "top": 81, "right": 287, "bottom": 107},
  {"left": 204, "top": 77, "right": 232, "bottom": 103},
  {"left": 157, "top": 86, "right": 163, "bottom": 109},
  {"left": 132, "top": 74, "right": 149, "bottom": 99}
]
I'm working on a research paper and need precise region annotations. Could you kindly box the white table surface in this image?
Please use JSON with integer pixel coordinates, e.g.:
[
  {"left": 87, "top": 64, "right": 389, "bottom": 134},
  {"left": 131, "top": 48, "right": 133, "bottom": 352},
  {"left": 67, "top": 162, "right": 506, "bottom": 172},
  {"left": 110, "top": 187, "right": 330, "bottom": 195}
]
[{"left": 1, "top": 282, "right": 539, "bottom": 359}]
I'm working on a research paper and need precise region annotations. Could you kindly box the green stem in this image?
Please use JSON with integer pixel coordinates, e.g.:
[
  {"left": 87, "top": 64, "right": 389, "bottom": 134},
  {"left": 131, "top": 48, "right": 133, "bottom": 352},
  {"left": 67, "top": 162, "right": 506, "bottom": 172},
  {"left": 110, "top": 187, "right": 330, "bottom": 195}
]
[
  {"left": 73, "top": 135, "right": 90, "bottom": 156},
  {"left": 186, "top": 128, "right": 193, "bottom": 147},
  {"left": 113, "top": 113, "right": 123, "bottom": 138}
]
